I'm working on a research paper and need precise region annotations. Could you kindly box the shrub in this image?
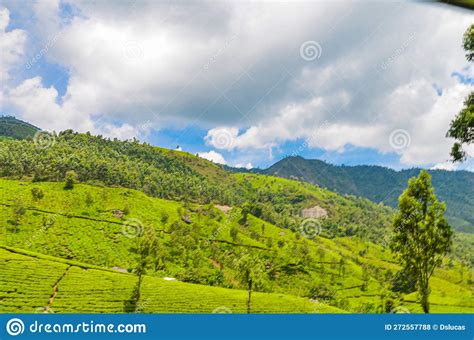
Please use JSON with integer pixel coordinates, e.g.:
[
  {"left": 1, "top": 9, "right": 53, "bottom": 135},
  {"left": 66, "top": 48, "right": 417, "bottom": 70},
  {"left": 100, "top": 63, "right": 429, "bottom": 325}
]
[
  {"left": 12, "top": 199, "right": 26, "bottom": 225},
  {"left": 85, "top": 192, "right": 94, "bottom": 207},
  {"left": 230, "top": 226, "right": 239, "bottom": 242},
  {"left": 64, "top": 170, "right": 78, "bottom": 190},
  {"left": 31, "top": 187, "right": 44, "bottom": 200}
]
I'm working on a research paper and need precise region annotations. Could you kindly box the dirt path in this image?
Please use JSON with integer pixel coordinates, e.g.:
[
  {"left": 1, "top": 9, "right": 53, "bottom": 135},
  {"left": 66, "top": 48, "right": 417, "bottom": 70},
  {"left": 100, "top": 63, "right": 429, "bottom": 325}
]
[{"left": 45, "top": 266, "right": 71, "bottom": 313}]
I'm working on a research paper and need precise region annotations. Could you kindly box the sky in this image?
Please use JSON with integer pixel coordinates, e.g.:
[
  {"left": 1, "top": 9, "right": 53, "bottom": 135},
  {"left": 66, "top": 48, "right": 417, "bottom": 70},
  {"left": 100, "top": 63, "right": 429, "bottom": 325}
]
[{"left": 0, "top": 0, "right": 473, "bottom": 170}]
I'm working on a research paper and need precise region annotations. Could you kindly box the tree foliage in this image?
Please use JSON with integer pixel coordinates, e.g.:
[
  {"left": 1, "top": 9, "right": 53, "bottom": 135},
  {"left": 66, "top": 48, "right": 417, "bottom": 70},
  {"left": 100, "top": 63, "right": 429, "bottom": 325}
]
[
  {"left": 390, "top": 171, "right": 453, "bottom": 313},
  {"left": 463, "top": 24, "right": 474, "bottom": 62},
  {"left": 235, "top": 252, "right": 266, "bottom": 313},
  {"left": 448, "top": 24, "right": 474, "bottom": 162},
  {"left": 64, "top": 170, "right": 77, "bottom": 190}
]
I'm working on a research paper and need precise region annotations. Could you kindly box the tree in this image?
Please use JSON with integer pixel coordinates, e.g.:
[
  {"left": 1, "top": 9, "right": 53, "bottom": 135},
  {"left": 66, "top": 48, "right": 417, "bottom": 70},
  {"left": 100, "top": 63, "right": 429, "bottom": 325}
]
[
  {"left": 12, "top": 199, "right": 26, "bottom": 226},
  {"left": 64, "top": 170, "right": 77, "bottom": 190},
  {"left": 85, "top": 192, "right": 94, "bottom": 207},
  {"left": 390, "top": 170, "right": 452, "bottom": 313},
  {"left": 448, "top": 24, "right": 474, "bottom": 162},
  {"left": 463, "top": 24, "right": 474, "bottom": 62},
  {"left": 31, "top": 187, "right": 44, "bottom": 201},
  {"left": 235, "top": 252, "right": 265, "bottom": 313},
  {"left": 229, "top": 226, "right": 239, "bottom": 242}
]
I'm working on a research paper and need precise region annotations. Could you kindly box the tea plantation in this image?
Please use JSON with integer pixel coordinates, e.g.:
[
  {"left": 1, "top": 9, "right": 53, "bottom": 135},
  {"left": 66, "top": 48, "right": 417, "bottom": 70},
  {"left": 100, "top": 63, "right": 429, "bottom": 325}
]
[
  {"left": 0, "top": 248, "right": 339, "bottom": 313},
  {"left": 0, "top": 178, "right": 472, "bottom": 313}
]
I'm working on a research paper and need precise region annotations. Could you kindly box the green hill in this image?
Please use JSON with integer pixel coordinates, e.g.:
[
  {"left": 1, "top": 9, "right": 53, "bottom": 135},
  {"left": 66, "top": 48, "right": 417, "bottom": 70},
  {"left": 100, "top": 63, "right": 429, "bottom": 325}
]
[
  {"left": 262, "top": 156, "right": 474, "bottom": 233},
  {"left": 0, "top": 116, "right": 40, "bottom": 140},
  {"left": 0, "top": 131, "right": 394, "bottom": 242},
  {"left": 0, "top": 132, "right": 472, "bottom": 313},
  {"left": 0, "top": 178, "right": 472, "bottom": 313}
]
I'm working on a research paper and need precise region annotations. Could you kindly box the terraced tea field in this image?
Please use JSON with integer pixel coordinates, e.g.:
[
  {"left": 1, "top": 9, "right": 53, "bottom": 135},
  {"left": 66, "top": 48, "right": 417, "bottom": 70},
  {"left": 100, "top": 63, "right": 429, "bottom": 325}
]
[
  {"left": 138, "top": 276, "right": 339, "bottom": 313},
  {"left": 0, "top": 248, "right": 340, "bottom": 313},
  {"left": 0, "top": 179, "right": 472, "bottom": 314},
  {"left": 0, "top": 249, "right": 68, "bottom": 312}
]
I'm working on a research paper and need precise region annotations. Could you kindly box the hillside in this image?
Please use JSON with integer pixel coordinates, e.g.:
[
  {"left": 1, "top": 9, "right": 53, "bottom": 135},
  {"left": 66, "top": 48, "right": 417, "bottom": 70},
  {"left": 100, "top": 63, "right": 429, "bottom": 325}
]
[
  {"left": 0, "top": 247, "right": 338, "bottom": 313},
  {"left": 0, "top": 131, "right": 472, "bottom": 314},
  {"left": 262, "top": 156, "right": 474, "bottom": 233},
  {"left": 0, "top": 131, "right": 394, "bottom": 243},
  {"left": 0, "top": 178, "right": 472, "bottom": 313},
  {"left": 0, "top": 116, "right": 40, "bottom": 140}
]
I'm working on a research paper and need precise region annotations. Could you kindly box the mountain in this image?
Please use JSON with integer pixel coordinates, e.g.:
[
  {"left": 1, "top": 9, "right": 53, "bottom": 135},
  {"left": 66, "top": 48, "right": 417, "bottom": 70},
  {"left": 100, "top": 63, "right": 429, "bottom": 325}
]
[
  {"left": 0, "top": 115, "right": 40, "bottom": 140},
  {"left": 262, "top": 156, "right": 474, "bottom": 233}
]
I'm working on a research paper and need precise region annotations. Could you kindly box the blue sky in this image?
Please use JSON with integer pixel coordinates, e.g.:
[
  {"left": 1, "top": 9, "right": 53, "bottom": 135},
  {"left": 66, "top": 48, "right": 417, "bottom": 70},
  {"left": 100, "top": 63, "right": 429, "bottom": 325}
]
[{"left": 0, "top": 0, "right": 473, "bottom": 171}]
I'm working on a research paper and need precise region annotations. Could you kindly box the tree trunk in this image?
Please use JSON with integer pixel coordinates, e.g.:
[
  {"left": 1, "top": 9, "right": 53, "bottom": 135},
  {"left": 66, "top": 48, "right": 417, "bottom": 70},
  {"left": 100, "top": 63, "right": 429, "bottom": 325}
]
[
  {"left": 420, "top": 280, "right": 430, "bottom": 313},
  {"left": 247, "top": 279, "right": 252, "bottom": 314}
]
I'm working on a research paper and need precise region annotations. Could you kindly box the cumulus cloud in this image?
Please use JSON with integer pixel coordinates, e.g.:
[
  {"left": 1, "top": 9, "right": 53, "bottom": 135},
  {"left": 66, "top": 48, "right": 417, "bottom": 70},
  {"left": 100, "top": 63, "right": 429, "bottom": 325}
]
[
  {"left": 2, "top": 1, "right": 473, "bottom": 167},
  {"left": 0, "top": 7, "right": 26, "bottom": 81},
  {"left": 197, "top": 150, "right": 227, "bottom": 165},
  {"left": 8, "top": 76, "right": 139, "bottom": 140},
  {"left": 235, "top": 162, "right": 253, "bottom": 169}
]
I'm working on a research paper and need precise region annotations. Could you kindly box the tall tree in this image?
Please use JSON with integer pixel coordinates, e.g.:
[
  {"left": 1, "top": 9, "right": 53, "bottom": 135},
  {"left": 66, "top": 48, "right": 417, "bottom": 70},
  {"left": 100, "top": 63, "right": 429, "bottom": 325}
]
[
  {"left": 236, "top": 253, "right": 265, "bottom": 314},
  {"left": 448, "top": 24, "right": 474, "bottom": 162},
  {"left": 390, "top": 170, "right": 452, "bottom": 313}
]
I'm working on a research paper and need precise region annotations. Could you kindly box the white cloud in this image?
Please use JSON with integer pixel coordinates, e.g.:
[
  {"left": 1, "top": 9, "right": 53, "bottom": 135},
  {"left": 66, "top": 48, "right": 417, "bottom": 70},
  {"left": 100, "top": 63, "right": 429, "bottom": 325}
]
[
  {"left": 99, "top": 123, "right": 139, "bottom": 141},
  {"left": 7, "top": 76, "right": 139, "bottom": 140},
  {"left": 235, "top": 162, "right": 253, "bottom": 169},
  {"left": 2, "top": 1, "right": 473, "bottom": 167},
  {"left": 0, "top": 7, "right": 26, "bottom": 81},
  {"left": 205, "top": 61, "right": 473, "bottom": 166},
  {"left": 8, "top": 76, "right": 91, "bottom": 131},
  {"left": 197, "top": 150, "right": 227, "bottom": 165},
  {"left": 432, "top": 162, "right": 456, "bottom": 171}
]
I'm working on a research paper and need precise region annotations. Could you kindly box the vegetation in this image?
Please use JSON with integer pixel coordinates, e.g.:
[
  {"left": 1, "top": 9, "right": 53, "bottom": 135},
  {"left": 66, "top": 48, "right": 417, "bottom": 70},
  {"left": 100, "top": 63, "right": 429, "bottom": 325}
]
[
  {"left": 261, "top": 156, "right": 474, "bottom": 232},
  {"left": 0, "top": 131, "right": 395, "bottom": 243},
  {"left": 0, "top": 116, "right": 39, "bottom": 140},
  {"left": 235, "top": 252, "right": 265, "bottom": 313},
  {"left": 448, "top": 24, "right": 474, "bottom": 162},
  {"left": 0, "top": 127, "right": 472, "bottom": 314},
  {"left": 0, "top": 178, "right": 471, "bottom": 313},
  {"left": 64, "top": 170, "right": 77, "bottom": 190},
  {"left": 391, "top": 171, "right": 453, "bottom": 313},
  {"left": 0, "top": 248, "right": 334, "bottom": 313}
]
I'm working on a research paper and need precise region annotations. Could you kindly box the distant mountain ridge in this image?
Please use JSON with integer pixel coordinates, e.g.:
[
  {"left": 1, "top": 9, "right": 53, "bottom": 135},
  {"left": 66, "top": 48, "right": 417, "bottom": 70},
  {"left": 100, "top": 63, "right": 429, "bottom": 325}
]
[
  {"left": 260, "top": 156, "right": 474, "bottom": 233},
  {"left": 0, "top": 116, "right": 40, "bottom": 140}
]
